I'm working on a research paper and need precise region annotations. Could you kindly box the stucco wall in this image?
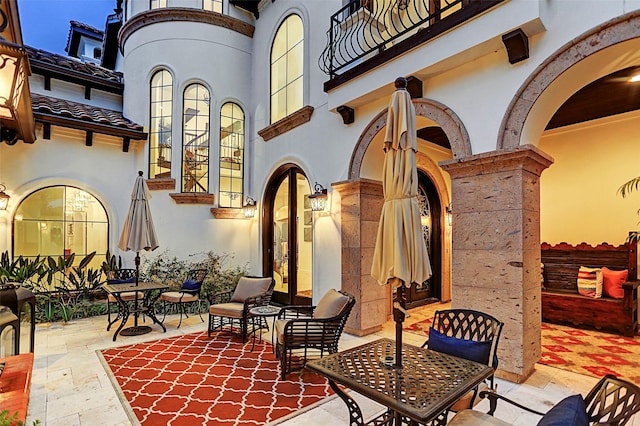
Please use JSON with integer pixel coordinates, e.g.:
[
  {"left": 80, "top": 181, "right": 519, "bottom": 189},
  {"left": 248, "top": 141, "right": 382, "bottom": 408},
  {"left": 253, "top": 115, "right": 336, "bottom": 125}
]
[{"left": 540, "top": 111, "right": 640, "bottom": 246}]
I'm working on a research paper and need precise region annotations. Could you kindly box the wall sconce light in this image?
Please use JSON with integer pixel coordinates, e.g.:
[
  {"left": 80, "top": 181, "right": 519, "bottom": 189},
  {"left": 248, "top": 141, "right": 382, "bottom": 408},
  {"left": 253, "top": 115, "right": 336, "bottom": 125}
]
[
  {"left": 308, "top": 183, "right": 328, "bottom": 212},
  {"left": 501, "top": 28, "right": 529, "bottom": 64},
  {"left": 0, "top": 183, "right": 9, "bottom": 210},
  {"left": 445, "top": 203, "right": 452, "bottom": 227},
  {"left": 0, "top": 36, "right": 32, "bottom": 144},
  {"left": 243, "top": 196, "right": 257, "bottom": 218}
]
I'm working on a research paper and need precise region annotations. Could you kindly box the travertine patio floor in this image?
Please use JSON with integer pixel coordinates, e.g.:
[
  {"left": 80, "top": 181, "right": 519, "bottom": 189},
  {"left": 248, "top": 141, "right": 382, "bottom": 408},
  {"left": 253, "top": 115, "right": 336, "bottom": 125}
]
[{"left": 25, "top": 301, "right": 639, "bottom": 425}]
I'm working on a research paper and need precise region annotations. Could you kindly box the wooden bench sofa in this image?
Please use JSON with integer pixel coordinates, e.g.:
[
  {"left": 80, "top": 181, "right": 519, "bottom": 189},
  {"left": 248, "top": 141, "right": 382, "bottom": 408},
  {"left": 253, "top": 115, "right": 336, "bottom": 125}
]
[{"left": 541, "top": 241, "right": 639, "bottom": 337}]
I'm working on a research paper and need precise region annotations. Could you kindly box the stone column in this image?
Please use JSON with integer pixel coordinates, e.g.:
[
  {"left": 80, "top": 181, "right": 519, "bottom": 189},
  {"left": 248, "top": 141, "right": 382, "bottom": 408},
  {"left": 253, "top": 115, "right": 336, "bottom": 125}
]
[
  {"left": 333, "top": 178, "right": 389, "bottom": 336},
  {"left": 440, "top": 145, "right": 553, "bottom": 383}
]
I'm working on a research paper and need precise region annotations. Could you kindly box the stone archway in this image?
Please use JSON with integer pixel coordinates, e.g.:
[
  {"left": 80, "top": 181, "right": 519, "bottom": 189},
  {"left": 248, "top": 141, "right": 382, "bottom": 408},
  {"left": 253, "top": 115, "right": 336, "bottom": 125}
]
[
  {"left": 499, "top": 10, "right": 640, "bottom": 149},
  {"left": 337, "top": 98, "right": 464, "bottom": 336},
  {"left": 348, "top": 98, "right": 471, "bottom": 180}
]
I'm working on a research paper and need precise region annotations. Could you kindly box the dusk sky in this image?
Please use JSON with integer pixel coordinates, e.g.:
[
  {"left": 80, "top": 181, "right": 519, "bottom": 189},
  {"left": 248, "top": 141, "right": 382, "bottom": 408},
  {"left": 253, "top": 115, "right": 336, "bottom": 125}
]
[{"left": 18, "top": 0, "right": 116, "bottom": 55}]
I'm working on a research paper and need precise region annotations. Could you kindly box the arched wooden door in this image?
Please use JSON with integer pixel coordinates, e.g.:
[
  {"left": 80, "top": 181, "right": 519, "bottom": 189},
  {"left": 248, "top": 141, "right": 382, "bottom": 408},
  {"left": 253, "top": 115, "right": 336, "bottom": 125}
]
[{"left": 262, "top": 165, "right": 313, "bottom": 306}]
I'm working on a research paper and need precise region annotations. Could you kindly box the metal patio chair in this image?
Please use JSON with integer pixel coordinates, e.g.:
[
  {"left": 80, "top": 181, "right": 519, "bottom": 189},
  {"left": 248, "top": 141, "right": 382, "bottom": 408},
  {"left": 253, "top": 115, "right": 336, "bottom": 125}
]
[
  {"left": 449, "top": 374, "right": 640, "bottom": 425},
  {"left": 159, "top": 268, "right": 208, "bottom": 328},
  {"left": 275, "top": 289, "right": 355, "bottom": 379},
  {"left": 208, "top": 276, "right": 275, "bottom": 342}
]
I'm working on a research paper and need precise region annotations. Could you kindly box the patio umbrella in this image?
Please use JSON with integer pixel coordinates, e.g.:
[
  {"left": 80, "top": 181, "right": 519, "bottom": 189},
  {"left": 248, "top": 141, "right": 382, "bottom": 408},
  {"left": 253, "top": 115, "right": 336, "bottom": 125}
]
[
  {"left": 117, "top": 171, "right": 159, "bottom": 335},
  {"left": 371, "top": 77, "right": 432, "bottom": 369}
]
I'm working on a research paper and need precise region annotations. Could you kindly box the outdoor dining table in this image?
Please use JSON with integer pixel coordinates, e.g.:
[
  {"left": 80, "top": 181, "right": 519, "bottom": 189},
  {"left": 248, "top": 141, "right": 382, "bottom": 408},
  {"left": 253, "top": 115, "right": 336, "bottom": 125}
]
[
  {"left": 102, "top": 281, "right": 168, "bottom": 342},
  {"left": 305, "top": 337, "right": 494, "bottom": 425}
]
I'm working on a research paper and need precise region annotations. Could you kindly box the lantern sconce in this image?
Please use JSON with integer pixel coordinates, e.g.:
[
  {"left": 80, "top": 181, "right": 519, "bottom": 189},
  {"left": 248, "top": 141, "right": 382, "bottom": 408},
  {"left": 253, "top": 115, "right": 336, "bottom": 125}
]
[
  {"left": 0, "top": 35, "right": 33, "bottom": 144},
  {"left": 308, "top": 183, "right": 328, "bottom": 212},
  {"left": 243, "top": 196, "right": 257, "bottom": 218},
  {"left": 0, "top": 183, "right": 9, "bottom": 210},
  {"left": 445, "top": 203, "right": 452, "bottom": 227}
]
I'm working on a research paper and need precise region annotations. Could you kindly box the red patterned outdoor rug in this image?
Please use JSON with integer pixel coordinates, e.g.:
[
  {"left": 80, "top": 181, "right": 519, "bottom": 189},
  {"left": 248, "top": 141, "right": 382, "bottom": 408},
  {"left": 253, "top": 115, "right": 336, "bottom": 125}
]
[
  {"left": 404, "top": 318, "right": 640, "bottom": 385},
  {"left": 539, "top": 322, "right": 640, "bottom": 385},
  {"left": 98, "top": 332, "right": 333, "bottom": 425}
]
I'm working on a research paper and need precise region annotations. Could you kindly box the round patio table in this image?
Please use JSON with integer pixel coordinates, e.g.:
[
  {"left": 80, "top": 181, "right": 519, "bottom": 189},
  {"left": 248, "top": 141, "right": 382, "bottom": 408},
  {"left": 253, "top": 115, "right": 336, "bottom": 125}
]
[{"left": 249, "top": 305, "right": 281, "bottom": 352}]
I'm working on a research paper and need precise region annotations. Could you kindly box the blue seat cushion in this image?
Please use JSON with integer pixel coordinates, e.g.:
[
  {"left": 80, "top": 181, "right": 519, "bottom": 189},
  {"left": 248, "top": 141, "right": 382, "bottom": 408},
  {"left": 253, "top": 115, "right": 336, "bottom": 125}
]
[
  {"left": 182, "top": 279, "right": 202, "bottom": 291},
  {"left": 107, "top": 277, "right": 136, "bottom": 284},
  {"left": 427, "top": 327, "right": 492, "bottom": 365},
  {"left": 537, "top": 394, "right": 588, "bottom": 426}
]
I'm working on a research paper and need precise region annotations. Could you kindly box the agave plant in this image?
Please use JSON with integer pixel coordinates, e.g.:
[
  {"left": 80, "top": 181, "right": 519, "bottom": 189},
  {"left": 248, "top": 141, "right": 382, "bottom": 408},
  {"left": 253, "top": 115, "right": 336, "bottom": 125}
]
[{"left": 618, "top": 176, "right": 640, "bottom": 242}]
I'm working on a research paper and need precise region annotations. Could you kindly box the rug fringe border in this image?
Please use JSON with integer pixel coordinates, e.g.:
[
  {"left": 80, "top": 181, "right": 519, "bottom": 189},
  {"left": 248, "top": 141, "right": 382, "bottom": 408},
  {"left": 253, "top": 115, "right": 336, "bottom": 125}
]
[{"left": 96, "top": 350, "right": 141, "bottom": 426}]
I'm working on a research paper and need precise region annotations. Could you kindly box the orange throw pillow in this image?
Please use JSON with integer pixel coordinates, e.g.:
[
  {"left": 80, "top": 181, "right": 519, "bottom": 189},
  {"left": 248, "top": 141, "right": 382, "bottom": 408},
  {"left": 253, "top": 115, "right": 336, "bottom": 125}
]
[{"left": 602, "top": 267, "right": 628, "bottom": 299}]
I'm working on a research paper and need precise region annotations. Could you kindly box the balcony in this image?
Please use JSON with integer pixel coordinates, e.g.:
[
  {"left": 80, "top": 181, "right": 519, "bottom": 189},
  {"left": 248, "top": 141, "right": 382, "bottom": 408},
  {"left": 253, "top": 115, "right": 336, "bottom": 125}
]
[{"left": 319, "top": 0, "right": 505, "bottom": 91}]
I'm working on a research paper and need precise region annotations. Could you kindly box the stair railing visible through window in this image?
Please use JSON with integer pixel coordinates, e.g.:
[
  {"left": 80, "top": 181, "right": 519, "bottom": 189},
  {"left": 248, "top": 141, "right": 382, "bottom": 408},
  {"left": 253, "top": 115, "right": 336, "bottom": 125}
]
[{"left": 319, "top": 0, "right": 481, "bottom": 78}]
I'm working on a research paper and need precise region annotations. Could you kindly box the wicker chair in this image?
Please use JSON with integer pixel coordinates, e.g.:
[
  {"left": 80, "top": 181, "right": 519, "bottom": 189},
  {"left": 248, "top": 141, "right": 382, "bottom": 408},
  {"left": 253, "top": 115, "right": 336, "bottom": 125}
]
[
  {"left": 160, "top": 269, "right": 208, "bottom": 328},
  {"left": 449, "top": 374, "right": 640, "bottom": 426},
  {"left": 275, "top": 289, "right": 355, "bottom": 379},
  {"left": 421, "top": 309, "right": 503, "bottom": 414},
  {"left": 105, "top": 269, "right": 141, "bottom": 331},
  {"left": 208, "top": 276, "right": 275, "bottom": 342}
]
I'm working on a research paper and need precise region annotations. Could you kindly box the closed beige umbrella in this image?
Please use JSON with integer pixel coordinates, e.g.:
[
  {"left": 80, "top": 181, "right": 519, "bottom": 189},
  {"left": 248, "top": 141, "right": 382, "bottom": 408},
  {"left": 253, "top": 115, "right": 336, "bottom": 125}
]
[
  {"left": 118, "top": 171, "right": 159, "bottom": 254},
  {"left": 117, "top": 171, "right": 159, "bottom": 335},
  {"left": 371, "top": 77, "right": 431, "bottom": 369}
]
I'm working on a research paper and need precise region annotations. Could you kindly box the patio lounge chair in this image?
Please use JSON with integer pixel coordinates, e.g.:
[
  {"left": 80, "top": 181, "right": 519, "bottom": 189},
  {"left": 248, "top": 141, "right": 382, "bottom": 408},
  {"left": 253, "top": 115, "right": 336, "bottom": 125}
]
[
  {"left": 448, "top": 374, "right": 640, "bottom": 425},
  {"left": 105, "top": 268, "right": 141, "bottom": 331},
  {"left": 159, "top": 269, "right": 208, "bottom": 328},
  {"left": 422, "top": 309, "right": 503, "bottom": 414},
  {"left": 208, "top": 276, "right": 275, "bottom": 342},
  {"left": 275, "top": 289, "right": 355, "bottom": 379}
]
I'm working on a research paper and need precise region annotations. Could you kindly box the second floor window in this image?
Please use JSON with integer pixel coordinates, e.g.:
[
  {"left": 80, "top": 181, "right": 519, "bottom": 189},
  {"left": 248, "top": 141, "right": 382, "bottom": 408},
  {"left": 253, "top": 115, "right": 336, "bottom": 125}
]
[
  {"left": 219, "top": 102, "right": 244, "bottom": 207},
  {"left": 270, "top": 14, "right": 304, "bottom": 123},
  {"left": 149, "top": 69, "right": 173, "bottom": 179},
  {"left": 203, "top": 0, "right": 223, "bottom": 13},
  {"left": 182, "top": 83, "right": 210, "bottom": 193},
  {"left": 150, "top": 0, "right": 167, "bottom": 9}
]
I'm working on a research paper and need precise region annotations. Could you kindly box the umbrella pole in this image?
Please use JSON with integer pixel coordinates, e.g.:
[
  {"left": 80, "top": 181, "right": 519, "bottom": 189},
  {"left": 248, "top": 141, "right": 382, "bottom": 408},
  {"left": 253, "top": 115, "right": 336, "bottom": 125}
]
[
  {"left": 134, "top": 252, "right": 140, "bottom": 327},
  {"left": 394, "top": 284, "right": 406, "bottom": 369}
]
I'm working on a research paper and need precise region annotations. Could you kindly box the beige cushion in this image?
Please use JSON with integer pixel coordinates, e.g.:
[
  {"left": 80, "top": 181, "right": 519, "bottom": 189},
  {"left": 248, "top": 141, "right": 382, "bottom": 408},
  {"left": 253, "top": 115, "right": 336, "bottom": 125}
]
[
  {"left": 160, "top": 291, "right": 198, "bottom": 303},
  {"left": 230, "top": 277, "right": 272, "bottom": 303},
  {"left": 209, "top": 302, "right": 244, "bottom": 318},
  {"left": 275, "top": 319, "right": 291, "bottom": 344},
  {"left": 275, "top": 319, "right": 324, "bottom": 345},
  {"left": 314, "top": 289, "right": 350, "bottom": 319},
  {"left": 108, "top": 291, "right": 143, "bottom": 302},
  {"left": 448, "top": 409, "right": 511, "bottom": 426}
]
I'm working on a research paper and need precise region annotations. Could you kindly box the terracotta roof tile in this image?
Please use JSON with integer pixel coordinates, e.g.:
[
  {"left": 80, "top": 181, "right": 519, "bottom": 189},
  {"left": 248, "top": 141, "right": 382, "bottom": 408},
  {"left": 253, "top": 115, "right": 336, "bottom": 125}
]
[
  {"left": 25, "top": 45, "right": 123, "bottom": 84},
  {"left": 69, "top": 20, "right": 104, "bottom": 37},
  {"left": 31, "top": 93, "right": 145, "bottom": 135}
]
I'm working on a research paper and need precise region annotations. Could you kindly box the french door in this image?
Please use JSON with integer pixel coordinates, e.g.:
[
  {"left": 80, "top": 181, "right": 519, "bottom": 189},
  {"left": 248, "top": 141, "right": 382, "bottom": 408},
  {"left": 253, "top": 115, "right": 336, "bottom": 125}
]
[{"left": 263, "top": 166, "right": 313, "bottom": 306}]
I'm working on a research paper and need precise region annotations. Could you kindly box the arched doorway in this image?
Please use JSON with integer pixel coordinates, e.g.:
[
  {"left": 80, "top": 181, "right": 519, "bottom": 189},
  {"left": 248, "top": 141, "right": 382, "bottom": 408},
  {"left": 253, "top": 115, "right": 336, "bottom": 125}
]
[
  {"left": 262, "top": 165, "right": 313, "bottom": 306},
  {"left": 407, "top": 170, "right": 442, "bottom": 308}
]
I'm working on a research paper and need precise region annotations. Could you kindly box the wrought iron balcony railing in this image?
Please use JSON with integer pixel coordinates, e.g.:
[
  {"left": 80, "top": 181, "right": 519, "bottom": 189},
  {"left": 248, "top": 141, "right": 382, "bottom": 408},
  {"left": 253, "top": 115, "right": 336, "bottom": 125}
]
[{"left": 319, "top": 0, "right": 503, "bottom": 82}]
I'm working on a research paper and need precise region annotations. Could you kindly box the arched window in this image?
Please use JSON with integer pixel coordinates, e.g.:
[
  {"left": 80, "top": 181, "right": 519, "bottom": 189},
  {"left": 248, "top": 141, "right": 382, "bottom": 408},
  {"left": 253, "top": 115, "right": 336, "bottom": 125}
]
[
  {"left": 13, "top": 186, "right": 108, "bottom": 269},
  {"left": 219, "top": 102, "right": 244, "bottom": 207},
  {"left": 270, "top": 14, "right": 303, "bottom": 123},
  {"left": 149, "top": 69, "right": 173, "bottom": 179},
  {"left": 203, "top": 0, "right": 222, "bottom": 13},
  {"left": 182, "top": 83, "right": 210, "bottom": 193},
  {"left": 150, "top": 0, "right": 167, "bottom": 9}
]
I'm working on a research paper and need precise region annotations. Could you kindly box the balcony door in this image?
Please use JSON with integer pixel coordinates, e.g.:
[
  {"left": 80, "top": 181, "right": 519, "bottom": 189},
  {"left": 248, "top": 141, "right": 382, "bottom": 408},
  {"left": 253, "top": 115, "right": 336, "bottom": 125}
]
[{"left": 263, "top": 165, "right": 313, "bottom": 306}]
